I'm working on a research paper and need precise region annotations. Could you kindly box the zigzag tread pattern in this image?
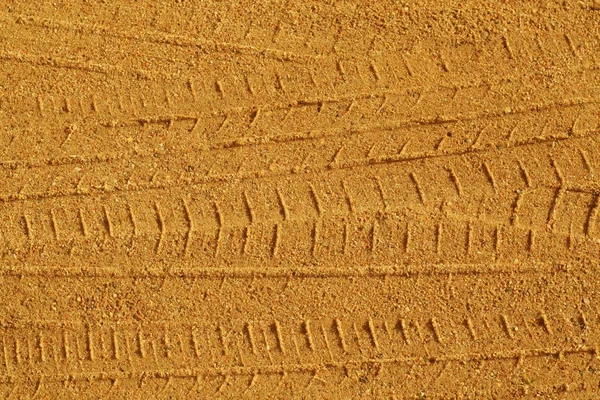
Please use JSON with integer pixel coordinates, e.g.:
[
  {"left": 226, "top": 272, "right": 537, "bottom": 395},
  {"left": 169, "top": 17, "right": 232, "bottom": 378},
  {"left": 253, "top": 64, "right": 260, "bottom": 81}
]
[
  {"left": 1, "top": 9, "right": 600, "bottom": 163},
  {"left": 2, "top": 1, "right": 600, "bottom": 398},
  {"left": 0, "top": 301, "right": 598, "bottom": 398},
  {"left": 1, "top": 125, "right": 600, "bottom": 267}
]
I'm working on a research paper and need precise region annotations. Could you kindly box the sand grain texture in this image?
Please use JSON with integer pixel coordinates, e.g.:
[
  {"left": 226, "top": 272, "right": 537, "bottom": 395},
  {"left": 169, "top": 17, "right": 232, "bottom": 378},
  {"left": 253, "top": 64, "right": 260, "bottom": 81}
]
[{"left": 1, "top": 1, "right": 600, "bottom": 398}]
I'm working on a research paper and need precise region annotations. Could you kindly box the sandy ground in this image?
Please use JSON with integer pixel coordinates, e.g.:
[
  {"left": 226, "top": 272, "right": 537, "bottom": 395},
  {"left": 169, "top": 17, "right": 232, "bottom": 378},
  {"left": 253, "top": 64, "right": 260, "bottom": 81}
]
[{"left": 1, "top": 1, "right": 600, "bottom": 398}]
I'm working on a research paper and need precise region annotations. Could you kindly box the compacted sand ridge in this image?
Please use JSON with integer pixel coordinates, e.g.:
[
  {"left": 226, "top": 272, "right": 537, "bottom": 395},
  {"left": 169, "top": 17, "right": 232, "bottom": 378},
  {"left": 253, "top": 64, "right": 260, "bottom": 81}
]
[{"left": 1, "top": 1, "right": 600, "bottom": 398}]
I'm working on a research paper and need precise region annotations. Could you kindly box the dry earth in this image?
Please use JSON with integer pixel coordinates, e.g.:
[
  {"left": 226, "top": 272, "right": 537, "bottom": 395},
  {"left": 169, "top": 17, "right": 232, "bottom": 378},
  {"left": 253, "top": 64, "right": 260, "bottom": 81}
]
[{"left": 1, "top": 0, "right": 600, "bottom": 398}]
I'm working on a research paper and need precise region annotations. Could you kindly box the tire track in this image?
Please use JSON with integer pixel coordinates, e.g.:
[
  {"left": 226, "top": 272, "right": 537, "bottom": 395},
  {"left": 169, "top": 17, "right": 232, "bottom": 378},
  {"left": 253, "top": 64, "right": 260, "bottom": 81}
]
[
  {"left": 3, "top": 2, "right": 600, "bottom": 398},
  {"left": 0, "top": 272, "right": 596, "bottom": 397},
  {"left": 0, "top": 351, "right": 596, "bottom": 398},
  {"left": 0, "top": 110, "right": 597, "bottom": 245},
  {"left": 0, "top": 198, "right": 597, "bottom": 270},
  {"left": 2, "top": 12, "right": 318, "bottom": 64},
  {"left": 0, "top": 95, "right": 597, "bottom": 203},
  {"left": 4, "top": 2, "right": 600, "bottom": 65},
  {"left": 1, "top": 66, "right": 598, "bottom": 168}
]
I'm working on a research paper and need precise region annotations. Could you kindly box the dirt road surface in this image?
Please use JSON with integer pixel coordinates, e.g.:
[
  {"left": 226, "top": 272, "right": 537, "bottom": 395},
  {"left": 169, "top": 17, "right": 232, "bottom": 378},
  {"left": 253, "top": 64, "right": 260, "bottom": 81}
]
[{"left": 1, "top": 1, "right": 600, "bottom": 398}]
